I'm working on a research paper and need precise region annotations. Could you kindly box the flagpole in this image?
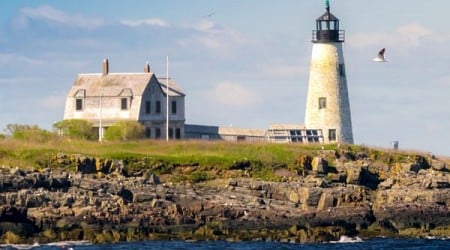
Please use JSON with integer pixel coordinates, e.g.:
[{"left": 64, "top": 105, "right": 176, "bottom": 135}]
[
  {"left": 99, "top": 91, "right": 103, "bottom": 142},
  {"left": 166, "top": 56, "right": 169, "bottom": 141}
]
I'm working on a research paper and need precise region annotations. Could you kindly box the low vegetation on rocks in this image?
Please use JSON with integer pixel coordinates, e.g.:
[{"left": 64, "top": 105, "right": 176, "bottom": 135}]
[{"left": 0, "top": 138, "right": 449, "bottom": 244}]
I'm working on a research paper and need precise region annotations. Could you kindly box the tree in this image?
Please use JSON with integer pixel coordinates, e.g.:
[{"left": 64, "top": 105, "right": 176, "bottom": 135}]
[
  {"left": 104, "top": 121, "right": 144, "bottom": 141},
  {"left": 53, "top": 119, "right": 95, "bottom": 140}
]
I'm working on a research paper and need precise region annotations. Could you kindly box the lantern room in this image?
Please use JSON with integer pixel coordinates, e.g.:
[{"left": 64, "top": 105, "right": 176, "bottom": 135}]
[{"left": 312, "top": 0, "right": 344, "bottom": 43}]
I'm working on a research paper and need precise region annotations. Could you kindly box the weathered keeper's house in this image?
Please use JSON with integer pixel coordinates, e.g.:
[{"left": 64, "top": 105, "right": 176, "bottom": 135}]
[{"left": 63, "top": 59, "right": 185, "bottom": 140}]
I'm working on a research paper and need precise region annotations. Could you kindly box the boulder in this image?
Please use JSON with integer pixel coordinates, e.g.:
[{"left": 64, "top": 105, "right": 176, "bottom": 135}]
[
  {"left": 317, "top": 191, "right": 335, "bottom": 211},
  {"left": 430, "top": 159, "right": 447, "bottom": 171},
  {"left": 346, "top": 166, "right": 362, "bottom": 185},
  {"left": 143, "top": 172, "right": 160, "bottom": 185},
  {"left": 301, "top": 187, "right": 322, "bottom": 209},
  {"left": 311, "top": 157, "right": 328, "bottom": 174}
]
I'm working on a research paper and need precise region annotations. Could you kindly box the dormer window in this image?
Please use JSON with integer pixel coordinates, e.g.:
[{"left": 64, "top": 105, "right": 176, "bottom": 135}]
[{"left": 121, "top": 98, "right": 128, "bottom": 110}]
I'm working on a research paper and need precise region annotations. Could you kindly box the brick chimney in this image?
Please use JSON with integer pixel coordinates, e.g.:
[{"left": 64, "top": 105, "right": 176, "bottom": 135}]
[
  {"left": 102, "top": 58, "right": 109, "bottom": 75},
  {"left": 144, "top": 61, "right": 150, "bottom": 73}
]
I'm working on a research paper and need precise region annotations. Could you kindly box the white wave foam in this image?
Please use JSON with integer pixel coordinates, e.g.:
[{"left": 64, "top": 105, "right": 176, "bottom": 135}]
[
  {"left": 330, "top": 235, "right": 363, "bottom": 243},
  {"left": 426, "top": 236, "right": 450, "bottom": 241},
  {"left": 45, "top": 240, "right": 91, "bottom": 248},
  {"left": 0, "top": 240, "right": 91, "bottom": 249},
  {"left": 0, "top": 242, "right": 40, "bottom": 249}
]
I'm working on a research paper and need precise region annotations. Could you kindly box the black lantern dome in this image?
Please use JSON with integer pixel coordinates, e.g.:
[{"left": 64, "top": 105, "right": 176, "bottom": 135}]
[{"left": 312, "top": 0, "right": 344, "bottom": 43}]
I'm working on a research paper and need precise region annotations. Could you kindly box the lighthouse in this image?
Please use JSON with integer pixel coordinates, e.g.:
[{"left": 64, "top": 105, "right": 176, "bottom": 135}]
[{"left": 304, "top": 0, "right": 354, "bottom": 144}]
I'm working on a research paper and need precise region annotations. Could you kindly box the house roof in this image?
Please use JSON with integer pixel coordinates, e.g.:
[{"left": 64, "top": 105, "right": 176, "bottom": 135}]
[
  {"left": 67, "top": 73, "right": 185, "bottom": 97},
  {"left": 158, "top": 77, "right": 185, "bottom": 97}
]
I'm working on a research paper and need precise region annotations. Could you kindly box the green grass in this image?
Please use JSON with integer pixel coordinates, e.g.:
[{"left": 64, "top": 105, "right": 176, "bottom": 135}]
[{"left": 0, "top": 138, "right": 442, "bottom": 182}]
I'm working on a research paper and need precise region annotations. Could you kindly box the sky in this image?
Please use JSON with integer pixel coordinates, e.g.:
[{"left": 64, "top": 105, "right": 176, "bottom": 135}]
[{"left": 0, "top": 0, "right": 449, "bottom": 156}]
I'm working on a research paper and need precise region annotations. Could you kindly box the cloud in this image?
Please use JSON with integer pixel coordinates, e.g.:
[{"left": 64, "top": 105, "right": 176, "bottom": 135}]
[
  {"left": 40, "top": 93, "right": 66, "bottom": 109},
  {"left": 349, "top": 23, "right": 447, "bottom": 50},
  {"left": 262, "top": 64, "right": 307, "bottom": 78},
  {"left": 178, "top": 20, "right": 248, "bottom": 50},
  {"left": 0, "top": 53, "right": 44, "bottom": 67},
  {"left": 120, "top": 18, "right": 169, "bottom": 27},
  {"left": 200, "top": 81, "right": 262, "bottom": 107},
  {"left": 12, "top": 5, "right": 105, "bottom": 30},
  {"left": 437, "top": 75, "right": 450, "bottom": 86}
]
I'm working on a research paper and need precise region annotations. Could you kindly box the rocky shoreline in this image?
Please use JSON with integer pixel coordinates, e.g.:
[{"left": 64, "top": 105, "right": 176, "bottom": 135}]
[{"left": 0, "top": 151, "right": 449, "bottom": 244}]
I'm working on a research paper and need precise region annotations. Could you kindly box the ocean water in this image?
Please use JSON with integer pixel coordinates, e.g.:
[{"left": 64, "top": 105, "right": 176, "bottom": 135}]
[{"left": 1, "top": 237, "right": 449, "bottom": 250}]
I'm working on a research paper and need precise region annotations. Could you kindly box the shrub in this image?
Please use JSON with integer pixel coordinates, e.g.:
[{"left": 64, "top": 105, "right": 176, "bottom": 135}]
[
  {"left": 53, "top": 119, "right": 95, "bottom": 140},
  {"left": 189, "top": 171, "right": 212, "bottom": 183},
  {"left": 3, "top": 231, "right": 21, "bottom": 244},
  {"left": 104, "top": 121, "right": 144, "bottom": 141},
  {"left": 5, "top": 123, "right": 54, "bottom": 143}
]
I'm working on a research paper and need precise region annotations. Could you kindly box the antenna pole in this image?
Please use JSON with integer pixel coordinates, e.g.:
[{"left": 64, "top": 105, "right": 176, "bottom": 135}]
[{"left": 99, "top": 91, "right": 103, "bottom": 142}]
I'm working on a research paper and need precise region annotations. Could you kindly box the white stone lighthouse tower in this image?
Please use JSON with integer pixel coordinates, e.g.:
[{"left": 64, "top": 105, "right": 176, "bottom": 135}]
[{"left": 304, "top": 0, "right": 353, "bottom": 144}]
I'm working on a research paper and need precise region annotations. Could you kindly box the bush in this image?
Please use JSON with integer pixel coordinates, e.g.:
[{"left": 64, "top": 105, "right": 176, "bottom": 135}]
[
  {"left": 189, "top": 171, "right": 212, "bottom": 183},
  {"left": 104, "top": 121, "right": 144, "bottom": 141},
  {"left": 53, "top": 119, "right": 95, "bottom": 140},
  {"left": 5, "top": 123, "right": 54, "bottom": 143},
  {"left": 3, "top": 231, "right": 21, "bottom": 244}
]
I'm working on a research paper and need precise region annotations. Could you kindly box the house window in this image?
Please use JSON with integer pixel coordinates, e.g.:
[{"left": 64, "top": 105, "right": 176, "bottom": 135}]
[
  {"left": 329, "top": 129, "right": 337, "bottom": 141},
  {"left": 145, "top": 128, "right": 151, "bottom": 138},
  {"left": 169, "top": 128, "right": 174, "bottom": 138},
  {"left": 171, "top": 100, "right": 177, "bottom": 114},
  {"left": 145, "top": 101, "right": 151, "bottom": 114},
  {"left": 175, "top": 128, "right": 181, "bottom": 139},
  {"left": 121, "top": 98, "right": 128, "bottom": 110},
  {"left": 339, "top": 63, "right": 345, "bottom": 77},
  {"left": 319, "top": 97, "right": 327, "bottom": 109},
  {"left": 76, "top": 99, "right": 83, "bottom": 110},
  {"left": 156, "top": 101, "right": 161, "bottom": 114},
  {"left": 155, "top": 128, "right": 161, "bottom": 138},
  {"left": 237, "top": 135, "right": 246, "bottom": 141}
]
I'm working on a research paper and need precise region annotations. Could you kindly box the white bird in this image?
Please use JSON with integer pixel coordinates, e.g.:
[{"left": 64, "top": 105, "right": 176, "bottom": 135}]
[{"left": 373, "top": 48, "right": 388, "bottom": 62}]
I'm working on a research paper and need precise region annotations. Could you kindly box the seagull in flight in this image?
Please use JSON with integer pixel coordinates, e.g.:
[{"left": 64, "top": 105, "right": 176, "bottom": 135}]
[
  {"left": 206, "top": 12, "right": 215, "bottom": 18},
  {"left": 373, "top": 48, "right": 388, "bottom": 62}
]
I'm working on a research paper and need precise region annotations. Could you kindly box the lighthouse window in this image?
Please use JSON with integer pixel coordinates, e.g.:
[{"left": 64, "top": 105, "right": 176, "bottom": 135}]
[
  {"left": 319, "top": 97, "right": 327, "bottom": 109},
  {"left": 339, "top": 63, "right": 345, "bottom": 77},
  {"left": 329, "top": 129, "right": 337, "bottom": 141}
]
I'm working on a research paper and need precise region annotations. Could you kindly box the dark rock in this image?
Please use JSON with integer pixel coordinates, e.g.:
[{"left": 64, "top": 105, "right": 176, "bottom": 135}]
[
  {"left": 229, "top": 179, "right": 238, "bottom": 187},
  {"left": 76, "top": 156, "right": 96, "bottom": 174},
  {"left": 119, "top": 188, "right": 133, "bottom": 203},
  {"left": 230, "top": 160, "right": 251, "bottom": 170},
  {"left": 361, "top": 167, "right": 380, "bottom": 189},
  {"left": 0, "top": 206, "right": 28, "bottom": 223},
  {"left": 340, "top": 150, "right": 356, "bottom": 161}
]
